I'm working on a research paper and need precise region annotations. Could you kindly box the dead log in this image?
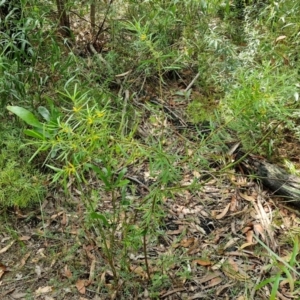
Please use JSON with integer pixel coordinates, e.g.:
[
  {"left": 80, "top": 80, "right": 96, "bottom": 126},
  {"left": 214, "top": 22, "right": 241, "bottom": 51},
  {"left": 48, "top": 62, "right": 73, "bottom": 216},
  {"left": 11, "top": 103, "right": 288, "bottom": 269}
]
[{"left": 251, "top": 160, "right": 300, "bottom": 207}]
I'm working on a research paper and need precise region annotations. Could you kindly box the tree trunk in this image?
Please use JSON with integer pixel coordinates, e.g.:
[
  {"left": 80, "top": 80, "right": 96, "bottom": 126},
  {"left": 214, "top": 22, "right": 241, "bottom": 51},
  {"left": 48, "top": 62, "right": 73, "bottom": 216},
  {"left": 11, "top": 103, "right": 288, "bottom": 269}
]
[{"left": 56, "top": 0, "right": 71, "bottom": 37}]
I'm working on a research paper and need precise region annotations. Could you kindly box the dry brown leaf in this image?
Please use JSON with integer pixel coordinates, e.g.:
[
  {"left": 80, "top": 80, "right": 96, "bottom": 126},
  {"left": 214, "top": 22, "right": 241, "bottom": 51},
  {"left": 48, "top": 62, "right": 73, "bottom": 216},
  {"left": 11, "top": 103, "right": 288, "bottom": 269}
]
[
  {"left": 34, "top": 286, "right": 53, "bottom": 295},
  {"left": 35, "top": 265, "right": 42, "bottom": 277},
  {"left": 228, "top": 258, "right": 239, "bottom": 272},
  {"left": 63, "top": 265, "right": 72, "bottom": 278},
  {"left": 84, "top": 244, "right": 96, "bottom": 260},
  {"left": 50, "top": 258, "right": 56, "bottom": 268},
  {"left": 223, "top": 237, "right": 239, "bottom": 250},
  {"left": 189, "top": 292, "right": 208, "bottom": 299},
  {"left": 193, "top": 259, "right": 212, "bottom": 267},
  {"left": 216, "top": 283, "right": 234, "bottom": 296},
  {"left": 0, "top": 241, "right": 14, "bottom": 254},
  {"left": 89, "top": 259, "right": 96, "bottom": 282},
  {"left": 0, "top": 236, "right": 10, "bottom": 242},
  {"left": 100, "top": 271, "right": 106, "bottom": 285},
  {"left": 10, "top": 292, "right": 27, "bottom": 299},
  {"left": 239, "top": 192, "right": 255, "bottom": 202},
  {"left": 207, "top": 276, "right": 222, "bottom": 288},
  {"left": 222, "top": 258, "right": 250, "bottom": 281},
  {"left": 161, "top": 288, "right": 186, "bottom": 298},
  {"left": 76, "top": 279, "right": 86, "bottom": 294},
  {"left": 275, "top": 35, "right": 287, "bottom": 43},
  {"left": 50, "top": 211, "right": 64, "bottom": 219},
  {"left": 253, "top": 223, "right": 265, "bottom": 240},
  {"left": 18, "top": 236, "right": 31, "bottom": 241},
  {"left": 197, "top": 271, "right": 222, "bottom": 284},
  {"left": 215, "top": 203, "right": 231, "bottom": 220},
  {"left": 239, "top": 242, "right": 255, "bottom": 250},
  {"left": 0, "top": 263, "right": 7, "bottom": 279},
  {"left": 130, "top": 265, "right": 148, "bottom": 280},
  {"left": 212, "top": 258, "right": 226, "bottom": 271},
  {"left": 167, "top": 228, "right": 184, "bottom": 235},
  {"left": 61, "top": 212, "right": 68, "bottom": 225},
  {"left": 230, "top": 195, "right": 237, "bottom": 212},
  {"left": 202, "top": 277, "right": 223, "bottom": 290},
  {"left": 246, "top": 230, "right": 254, "bottom": 244},
  {"left": 192, "top": 170, "right": 201, "bottom": 178},
  {"left": 19, "top": 252, "right": 31, "bottom": 268},
  {"left": 241, "top": 226, "right": 252, "bottom": 234},
  {"left": 180, "top": 237, "right": 195, "bottom": 248}
]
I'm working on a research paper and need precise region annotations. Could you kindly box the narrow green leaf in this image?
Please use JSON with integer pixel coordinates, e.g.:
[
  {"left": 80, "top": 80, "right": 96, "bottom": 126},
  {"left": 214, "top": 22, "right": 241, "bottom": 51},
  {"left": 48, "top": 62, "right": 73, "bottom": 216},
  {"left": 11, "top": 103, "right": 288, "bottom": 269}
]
[
  {"left": 24, "top": 129, "right": 46, "bottom": 140},
  {"left": 116, "top": 179, "right": 130, "bottom": 188},
  {"left": 256, "top": 277, "right": 275, "bottom": 290},
  {"left": 86, "top": 164, "right": 111, "bottom": 188},
  {"left": 7, "top": 106, "right": 43, "bottom": 128},
  {"left": 90, "top": 212, "right": 109, "bottom": 226},
  {"left": 270, "top": 274, "right": 281, "bottom": 300}
]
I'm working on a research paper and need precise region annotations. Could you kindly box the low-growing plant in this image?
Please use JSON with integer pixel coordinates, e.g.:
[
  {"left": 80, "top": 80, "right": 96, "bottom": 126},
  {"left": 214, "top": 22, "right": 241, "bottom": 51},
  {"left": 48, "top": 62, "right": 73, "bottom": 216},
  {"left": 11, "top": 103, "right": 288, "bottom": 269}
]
[
  {"left": 0, "top": 125, "right": 46, "bottom": 208},
  {"left": 255, "top": 236, "right": 300, "bottom": 300},
  {"left": 7, "top": 83, "right": 117, "bottom": 187},
  {"left": 123, "top": 18, "right": 182, "bottom": 96},
  {"left": 219, "top": 62, "right": 298, "bottom": 154}
]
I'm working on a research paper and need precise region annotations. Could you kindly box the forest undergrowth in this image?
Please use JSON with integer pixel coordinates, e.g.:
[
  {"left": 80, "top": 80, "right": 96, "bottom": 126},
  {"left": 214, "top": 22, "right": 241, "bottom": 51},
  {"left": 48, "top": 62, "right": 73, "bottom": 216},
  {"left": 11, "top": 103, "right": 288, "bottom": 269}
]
[{"left": 1, "top": 1, "right": 300, "bottom": 299}]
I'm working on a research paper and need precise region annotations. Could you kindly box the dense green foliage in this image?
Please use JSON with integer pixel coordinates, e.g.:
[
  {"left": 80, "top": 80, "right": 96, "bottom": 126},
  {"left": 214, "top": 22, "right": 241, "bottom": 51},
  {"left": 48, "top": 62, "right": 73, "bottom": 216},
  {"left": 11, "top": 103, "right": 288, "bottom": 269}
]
[
  {"left": 1, "top": 0, "right": 300, "bottom": 297},
  {"left": 0, "top": 124, "right": 46, "bottom": 207}
]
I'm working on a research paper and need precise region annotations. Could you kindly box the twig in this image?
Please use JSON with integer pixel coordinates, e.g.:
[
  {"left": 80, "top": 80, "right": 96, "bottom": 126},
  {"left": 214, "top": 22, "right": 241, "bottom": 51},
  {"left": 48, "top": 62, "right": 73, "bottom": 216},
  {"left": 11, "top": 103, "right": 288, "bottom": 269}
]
[
  {"left": 184, "top": 72, "right": 200, "bottom": 92},
  {"left": 69, "top": 10, "right": 101, "bottom": 29},
  {"left": 88, "top": 43, "right": 112, "bottom": 72},
  {"left": 125, "top": 175, "right": 150, "bottom": 192},
  {"left": 143, "top": 234, "right": 151, "bottom": 281},
  {"left": 92, "top": 0, "right": 114, "bottom": 45}
]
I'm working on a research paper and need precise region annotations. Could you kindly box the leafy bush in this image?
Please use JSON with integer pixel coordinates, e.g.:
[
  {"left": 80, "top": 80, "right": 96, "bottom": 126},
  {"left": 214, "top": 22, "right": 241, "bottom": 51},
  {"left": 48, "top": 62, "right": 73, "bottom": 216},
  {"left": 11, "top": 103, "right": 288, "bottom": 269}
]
[{"left": 7, "top": 83, "right": 125, "bottom": 186}]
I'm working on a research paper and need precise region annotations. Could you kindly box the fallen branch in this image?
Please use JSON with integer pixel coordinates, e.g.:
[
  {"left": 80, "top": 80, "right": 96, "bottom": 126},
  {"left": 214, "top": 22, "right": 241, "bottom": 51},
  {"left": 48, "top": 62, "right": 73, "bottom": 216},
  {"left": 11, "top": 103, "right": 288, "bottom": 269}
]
[{"left": 251, "top": 159, "right": 300, "bottom": 207}]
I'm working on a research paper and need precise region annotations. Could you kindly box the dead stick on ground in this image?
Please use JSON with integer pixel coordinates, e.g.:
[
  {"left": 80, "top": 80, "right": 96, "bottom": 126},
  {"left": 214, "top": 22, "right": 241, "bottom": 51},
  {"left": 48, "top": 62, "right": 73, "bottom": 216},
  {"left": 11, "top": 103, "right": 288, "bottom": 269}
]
[{"left": 184, "top": 72, "right": 200, "bottom": 92}]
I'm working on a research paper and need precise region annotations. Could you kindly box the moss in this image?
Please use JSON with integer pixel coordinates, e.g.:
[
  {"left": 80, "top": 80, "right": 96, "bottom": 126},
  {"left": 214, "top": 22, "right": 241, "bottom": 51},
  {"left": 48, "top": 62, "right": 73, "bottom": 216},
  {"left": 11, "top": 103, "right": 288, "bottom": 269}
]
[
  {"left": 186, "top": 95, "right": 219, "bottom": 124},
  {"left": 0, "top": 125, "right": 46, "bottom": 208}
]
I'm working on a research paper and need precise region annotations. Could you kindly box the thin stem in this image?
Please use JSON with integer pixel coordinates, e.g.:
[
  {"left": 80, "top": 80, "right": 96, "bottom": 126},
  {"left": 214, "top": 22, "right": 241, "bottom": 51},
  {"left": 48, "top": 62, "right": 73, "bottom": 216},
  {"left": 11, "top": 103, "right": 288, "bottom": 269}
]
[{"left": 143, "top": 233, "right": 151, "bottom": 281}]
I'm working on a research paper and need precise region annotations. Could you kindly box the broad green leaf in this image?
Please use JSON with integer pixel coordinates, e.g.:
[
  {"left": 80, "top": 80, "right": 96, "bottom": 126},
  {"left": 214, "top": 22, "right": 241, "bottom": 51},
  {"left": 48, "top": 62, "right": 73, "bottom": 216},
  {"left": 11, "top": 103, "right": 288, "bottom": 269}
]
[
  {"left": 7, "top": 106, "right": 43, "bottom": 128},
  {"left": 38, "top": 106, "right": 50, "bottom": 122}
]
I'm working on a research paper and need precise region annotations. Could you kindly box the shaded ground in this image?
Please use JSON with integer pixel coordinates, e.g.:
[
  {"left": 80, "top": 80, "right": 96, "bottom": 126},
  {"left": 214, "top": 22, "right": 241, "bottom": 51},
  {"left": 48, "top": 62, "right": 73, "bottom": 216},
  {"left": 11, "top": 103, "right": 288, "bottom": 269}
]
[{"left": 1, "top": 84, "right": 300, "bottom": 299}]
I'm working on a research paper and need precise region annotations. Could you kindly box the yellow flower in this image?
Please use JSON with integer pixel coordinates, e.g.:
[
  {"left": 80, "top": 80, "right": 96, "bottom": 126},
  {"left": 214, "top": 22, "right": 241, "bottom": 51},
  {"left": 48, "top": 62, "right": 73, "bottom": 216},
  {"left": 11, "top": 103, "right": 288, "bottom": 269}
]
[
  {"left": 140, "top": 34, "right": 147, "bottom": 41},
  {"left": 73, "top": 106, "right": 82, "bottom": 113},
  {"left": 87, "top": 116, "right": 94, "bottom": 124},
  {"left": 64, "top": 162, "right": 76, "bottom": 176},
  {"left": 95, "top": 110, "right": 105, "bottom": 118},
  {"left": 90, "top": 134, "right": 99, "bottom": 141}
]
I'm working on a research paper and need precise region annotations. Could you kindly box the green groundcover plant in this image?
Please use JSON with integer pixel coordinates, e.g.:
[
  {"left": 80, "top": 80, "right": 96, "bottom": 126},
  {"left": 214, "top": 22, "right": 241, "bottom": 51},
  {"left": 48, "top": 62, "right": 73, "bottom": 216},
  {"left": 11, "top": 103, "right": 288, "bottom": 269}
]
[{"left": 0, "top": 126, "right": 46, "bottom": 208}]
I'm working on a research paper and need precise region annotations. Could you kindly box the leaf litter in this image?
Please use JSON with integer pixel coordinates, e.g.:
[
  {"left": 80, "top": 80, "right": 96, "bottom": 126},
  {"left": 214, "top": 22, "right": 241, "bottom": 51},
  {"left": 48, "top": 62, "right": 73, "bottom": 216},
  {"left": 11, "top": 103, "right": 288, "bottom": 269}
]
[{"left": 1, "top": 85, "right": 300, "bottom": 300}]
